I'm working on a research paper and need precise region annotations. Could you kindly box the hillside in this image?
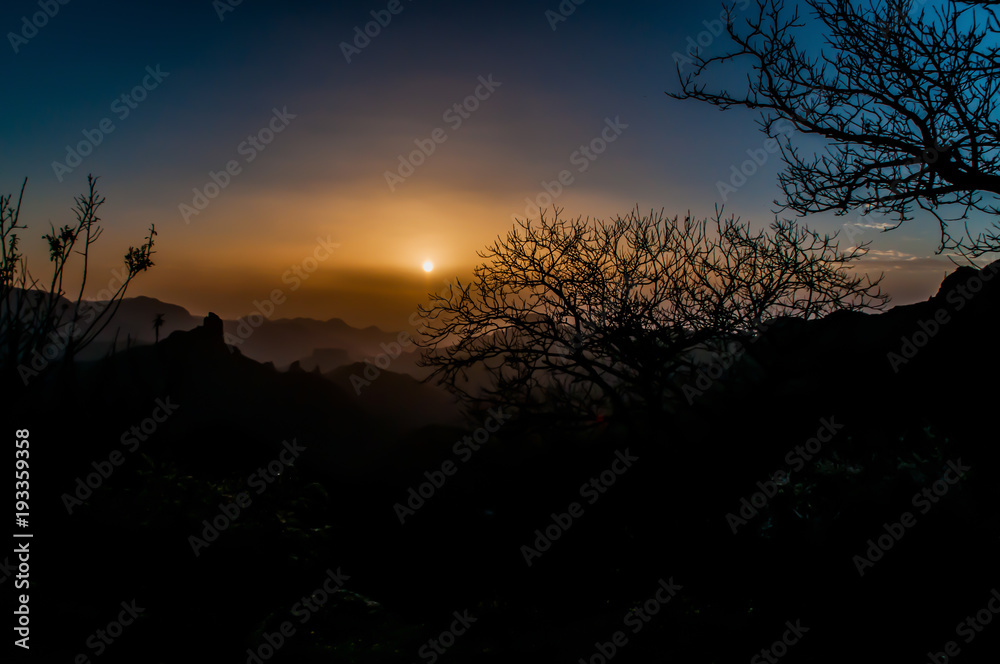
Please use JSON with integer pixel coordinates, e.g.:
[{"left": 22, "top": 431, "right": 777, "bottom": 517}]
[
  {"left": 10, "top": 261, "right": 1000, "bottom": 663},
  {"left": 20, "top": 291, "right": 428, "bottom": 378}
]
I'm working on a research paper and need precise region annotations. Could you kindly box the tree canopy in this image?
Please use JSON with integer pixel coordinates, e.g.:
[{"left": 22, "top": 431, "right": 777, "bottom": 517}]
[
  {"left": 673, "top": 0, "right": 1000, "bottom": 255},
  {"left": 417, "top": 207, "right": 887, "bottom": 419}
]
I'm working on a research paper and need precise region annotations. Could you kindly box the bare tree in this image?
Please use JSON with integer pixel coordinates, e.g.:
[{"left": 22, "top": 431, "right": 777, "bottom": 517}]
[
  {"left": 416, "top": 207, "right": 887, "bottom": 420},
  {"left": 672, "top": 0, "right": 1000, "bottom": 255},
  {"left": 2, "top": 175, "right": 156, "bottom": 386}
]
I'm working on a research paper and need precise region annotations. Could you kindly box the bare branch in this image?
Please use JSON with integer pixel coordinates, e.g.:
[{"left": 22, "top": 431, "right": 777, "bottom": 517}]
[
  {"left": 672, "top": 0, "right": 1000, "bottom": 255},
  {"left": 416, "top": 207, "right": 887, "bottom": 420}
]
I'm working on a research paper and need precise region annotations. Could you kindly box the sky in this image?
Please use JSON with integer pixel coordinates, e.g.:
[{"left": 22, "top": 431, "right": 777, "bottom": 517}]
[{"left": 1, "top": 0, "right": 990, "bottom": 329}]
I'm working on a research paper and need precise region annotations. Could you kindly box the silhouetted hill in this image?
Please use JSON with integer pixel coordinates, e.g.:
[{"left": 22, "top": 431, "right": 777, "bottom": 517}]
[
  {"left": 297, "top": 347, "right": 351, "bottom": 373},
  {"left": 78, "top": 295, "right": 202, "bottom": 355},
  {"left": 11, "top": 261, "right": 1000, "bottom": 663},
  {"left": 225, "top": 315, "right": 427, "bottom": 377},
  {"left": 325, "top": 361, "right": 466, "bottom": 434},
  {"left": 670, "top": 259, "right": 1000, "bottom": 470},
  {"left": 31, "top": 292, "right": 429, "bottom": 377}
]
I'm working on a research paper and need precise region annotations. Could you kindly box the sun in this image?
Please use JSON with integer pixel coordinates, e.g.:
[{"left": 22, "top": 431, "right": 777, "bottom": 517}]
[{"left": 422, "top": 260, "right": 434, "bottom": 272}]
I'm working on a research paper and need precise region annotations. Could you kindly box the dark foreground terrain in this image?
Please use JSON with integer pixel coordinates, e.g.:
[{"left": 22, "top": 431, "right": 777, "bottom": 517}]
[{"left": 10, "top": 262, "right": 1000, "bottom": 662}]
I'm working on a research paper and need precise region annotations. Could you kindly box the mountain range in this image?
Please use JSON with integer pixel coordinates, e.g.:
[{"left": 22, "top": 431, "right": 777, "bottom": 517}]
[
  {"left": 13, "top": 259, "right": 1000, "bottom": 662},
  {"left": 71, "top": 294, "right": 428, "bottom": 378}
]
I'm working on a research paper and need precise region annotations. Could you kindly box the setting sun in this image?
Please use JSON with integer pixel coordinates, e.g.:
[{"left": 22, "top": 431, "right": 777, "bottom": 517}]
[{"left": 6, "top": 2, "right": 995, "bottom": 659}]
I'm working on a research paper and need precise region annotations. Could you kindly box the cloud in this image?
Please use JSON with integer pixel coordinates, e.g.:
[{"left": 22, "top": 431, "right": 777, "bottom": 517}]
[
  {"left": 865, "top": 249, "right": 919, "bottom": 261},
  {"left": 852, "top": 221, "right": 896, "bottom": 230}
]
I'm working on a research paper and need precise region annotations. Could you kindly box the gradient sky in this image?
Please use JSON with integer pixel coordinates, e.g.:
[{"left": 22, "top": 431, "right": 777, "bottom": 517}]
[{"left": 2, "top": 0, "right": 989, "bottom": 328}]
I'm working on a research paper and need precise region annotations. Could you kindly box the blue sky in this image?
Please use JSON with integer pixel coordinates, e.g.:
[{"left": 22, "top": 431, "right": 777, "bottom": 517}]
[{"left": 0, "top": 0, "right": 977, "bottom": 327}]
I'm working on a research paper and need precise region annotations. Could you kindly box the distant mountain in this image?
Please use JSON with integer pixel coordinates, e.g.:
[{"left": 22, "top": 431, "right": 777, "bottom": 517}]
[
  {"left": 81, "top": 295, "right": 202, "bottom": 349},
  {"left": 14, "top": 261, "right": 1000, "bottom": 663},
  {"left": 67, "top": 310, "right": 471, "bottom": 471},
  {"left": 221, "top": 315, "right": 428, "bottom": 377},
  {"left": 296, "top": 347, "right": 351, "bottom": 373},
  {"left": 64, "top": 295, "right": 428, "bottom": 378}
]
